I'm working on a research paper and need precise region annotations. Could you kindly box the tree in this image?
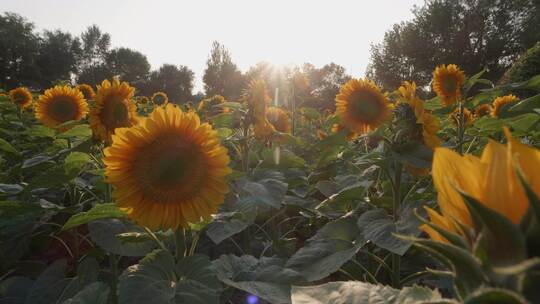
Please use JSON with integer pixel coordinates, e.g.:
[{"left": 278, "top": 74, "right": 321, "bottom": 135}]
[
  {"left": 367, "top": 0, "right": 540, "bottom": 92},
  {"left": 203, "top": 41, "right": 244, "bottom": 100},
  {"left": 0, "top": 12, "right": 40, "bottom": 89},
  {"left": 303, "top": 63, "right": 351, "bottom": 110},
  {"left": 77, "top": 25, "right": 111, "bottom": 85},
  {"left": 106, "top": 47, "right": 150, "bottom": 86},
  {"left": 36, "top": 30, "right": 81, "bottom": 88},
  {"left": 143, "top": 64, "right": 194, "bottom": 103}
]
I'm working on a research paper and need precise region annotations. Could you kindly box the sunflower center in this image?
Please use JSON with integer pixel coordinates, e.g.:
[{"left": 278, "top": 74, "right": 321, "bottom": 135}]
[
  {"left": 100, "top": 95, "right": 130, "bottom": 128},
  {"left": 154, "top": 95, "right": 166, "bottom": 105},
  {"left": 134, "top": 133, "right": 207, "bottom": 203},
  {"left": 443, "top": 77, "right": 457, "bottom": 94},
  {"left": 348, "top": 91, "right": 383, "bottom": 122},
  {"left": 13, "top": 92, "right": 27, "bottom": 104},
  {"left": 49, "top": 98, "right": 78, "bottom": 122}
]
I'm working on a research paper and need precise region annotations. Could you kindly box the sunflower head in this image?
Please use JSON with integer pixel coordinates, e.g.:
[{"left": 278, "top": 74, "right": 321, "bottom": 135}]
[
  {"left": 450, "top": 107, "right": 474, "bottom": 127},
  {"left": 9, "top": 87, "right": 33, "bottom": 108},
  {"left": 253, "top": 119, "right": 276, "bottom": 142},
  {"left": 200, "top": 95, "right": 229, "bottom": 116},
  {"left": 432, "top": 64, "right": 465, "bottom": 106},
  {"left": 474, "top": 103, "right": 492, "bottom": 118},
  {"left": 90, "top": 79, "right": 138, "bottom": 143},
  {"left": 491, "top": 94, "right": 518, "bottom": 118},
  {"left": 244, "top": 80, "right": 271, "bottom": 122},
  {"left": 137, "top": 96, "right": 149, "bottom": 104},
  {"left": 335, "top": 79, "right": 391, "bottom": 134},
  {"left": 35, "top": 85, "right": 88, "bottom": 129},
  {"left": 266, "top": 107, "right": 291, "bottom": 133},
  {"left": 103, "top": 104, "right": 231, "bottom": 230},
  {"left": 331, "top": 123, "right": 358, "bottom": 141},
  {"left": 76, "top": 84, "right": 95, "bottom": 100},
  {"left": 395, "top": 81, "right": 441, "bottom": 149},
  {"left": 151, "top": 92, "right": 169, "bottom": 106},
  {"left": 422, "top": 127, "right": 540, "bottom": 244}
]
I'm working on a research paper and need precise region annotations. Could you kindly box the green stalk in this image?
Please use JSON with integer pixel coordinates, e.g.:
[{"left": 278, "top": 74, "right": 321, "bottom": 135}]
[
  {"left": 391, "top": 162, "right": 403, "bottom": 288},
  {"left": 457, "top": 101, "right": 465, "bottom": 155},
  {"left": 175, "top": 227, "right": 186, "bottom": 261}
]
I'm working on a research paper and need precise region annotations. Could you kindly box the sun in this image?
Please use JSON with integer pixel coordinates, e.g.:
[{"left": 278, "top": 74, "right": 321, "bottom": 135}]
[
  {"left": 90, "top": 79, "right": 138, "bottom": 143},
  {"left": 335, "top": 78, "right": 391, "bottom": 134},
  {"left": 35, "top": 85, "right": 88, "bottom": 128},
  {"left": 103, "top": 104, "right": 231, "bottom": 230}
]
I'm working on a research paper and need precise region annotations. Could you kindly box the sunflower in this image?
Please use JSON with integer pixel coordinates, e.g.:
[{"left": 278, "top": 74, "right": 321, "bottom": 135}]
[
  {"left": 432, "top": 64, "right": 465, "bottom": 106},
  {"left": 0, "top": 93, "right": 7, "bottom": 98},
  {"left": 491, "top": 94, "right": 518, "bottom": 118},
  {"left": 152, "top": 92, "right": 169, "bottom": 106},
  {"left": 397, "top": 81, "right": 441, "bottom": 149},
  {"left": 450, "top": 107, "right": 474, "bottom": 127},
  {"left": 9, "top": 87, "right": 33, "bottom": 108},
  {"left": 103, "top": 104, "right": 231, "bottom": 230},
  {"left": 90, "top": 79, "right": 138, "bottom": 143},
  {"left": 76, "top": 84, "right": 95, "bottom": 100},
  {"left": 244, "top": 80, "right": 271, "bottom": 123},
  {"left": 35, "top": 86, "right": 88, "bottom": 128},
  {"left": 266, "top": 107, "right": 290, "bottom": 133},
  {"left": 253, "top": 119, "right": 276, "bottom": 141},
  {"left": 199, "top": 95, "right": 229, "bottom": 116},
  {"left": 331, "top": 123, "right": 358, "bottom": 141},
  {"left": 422, "top": 127, "right": 540, "bottom": 243},
  {"left": 137, "top": 96, "right": 149, "bottom": 104},
  {"left": 335, "top": 79, "right": 391, "bottom": 134},
  {"left": 474, "top": 103, "right": 491, "bottom": 118}
]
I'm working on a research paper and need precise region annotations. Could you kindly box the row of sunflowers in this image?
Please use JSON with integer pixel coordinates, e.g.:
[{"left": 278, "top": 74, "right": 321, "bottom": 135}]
[{"left": 0, "top": 64, "right": 539, "bottom": 304}]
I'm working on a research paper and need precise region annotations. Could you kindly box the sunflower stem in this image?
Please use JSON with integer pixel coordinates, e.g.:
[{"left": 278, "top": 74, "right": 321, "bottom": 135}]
[
  {"left": 457, "top": 101, "right": 465, "bottom": 154},
  {"left": 143, "top": 227, "right": 168, "bottom": 253},
  {"left": 391, "top": 161, "right": 402, "bottom": 288},
  {"left": 175, "top": 227, "right": 186, "bottom": 261}
]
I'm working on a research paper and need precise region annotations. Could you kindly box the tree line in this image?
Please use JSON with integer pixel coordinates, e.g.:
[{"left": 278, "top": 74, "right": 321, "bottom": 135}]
[{"left": 2, "top": 0, "right": 539, "bottom": 106}]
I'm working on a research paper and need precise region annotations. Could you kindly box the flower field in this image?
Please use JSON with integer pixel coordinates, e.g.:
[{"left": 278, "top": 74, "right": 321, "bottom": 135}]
[{"left": 1, "top": 63, "right": 540, "bottom": 304}]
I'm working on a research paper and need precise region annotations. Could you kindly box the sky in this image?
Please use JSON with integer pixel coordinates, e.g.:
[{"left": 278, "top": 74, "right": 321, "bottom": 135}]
[{"left": 1, "top": 0, "right": 423, "bottom": 92}]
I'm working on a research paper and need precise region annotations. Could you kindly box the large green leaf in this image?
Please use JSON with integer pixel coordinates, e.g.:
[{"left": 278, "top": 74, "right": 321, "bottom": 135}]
[
  {"left": 237, "top": 170, "right": 288, "bottom": 209},
  {"left": 285, "top": 216, "right": 365, "bottom": 282},
  {"left": 61, "top": 282, "right": 110, "bottom": 304},
  {"left": 118, "top": 250, "right": 220, "bottom": 304},
  {"left": 0, "top": 137, "right": 19, "bottom": 155},
  {"left": 357, "top": 203, "right": 423, "bottom": 256},
  {"left": 62, "top": 203, "right": 127, "bottom": 230},
  {"left": 213, "top": 255, "right": 301, "bottom": 304},
  {"left": 64, "top": 152, "right": 92, "bottom": 176},
  {"left": 291, "top": 281, "right": 445, "bottom": 304},
  {"left": 88, "top": 219, "right": 155, "bottom": 257},
  {"left": 57, "top": 124, "right": 92, "bottom": 139},
  {"left": 464, "top": 288, "right": 528, "bottom": 304}
]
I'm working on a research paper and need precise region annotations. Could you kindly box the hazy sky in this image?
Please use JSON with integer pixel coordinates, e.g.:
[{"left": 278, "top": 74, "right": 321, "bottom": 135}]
[{"left": 1, "top": 0, "right": 423, "bottom": 91}]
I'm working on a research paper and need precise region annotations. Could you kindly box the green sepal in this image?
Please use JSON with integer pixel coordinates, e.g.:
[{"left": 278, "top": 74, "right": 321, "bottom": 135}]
[
  {"left": 460, "top": 192, "right": 528, "bottom": 267},
  {"left": 413, "top": 208, "right": 470, "bottom": 249},
  {"left": 516, "top": 162, "right": 540, "bottom": 257},
  {"left": 406, "top": 236, "right": 487, "bottom": 300}
]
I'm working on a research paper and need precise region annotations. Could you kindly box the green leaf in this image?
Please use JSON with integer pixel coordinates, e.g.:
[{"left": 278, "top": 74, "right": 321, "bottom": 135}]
[
  {"left": 62, "top": 203, "right": 127, "bottom": 230},
  {"left": 285, "top": 216, "right": 365, "bottom": 282},
  {"left": 206, "top": 211, "right": 254, "bottom": 244},
  {"left": 25, "top": 125, "right": 55, "bottom": 138},
  {"left": 464, "top": 68, "right": 487, "bottom": 92},
  {"left": 0, "top": 137, "right": 19, "bottom": 155},
  {"left": 291, "top": 281, "right": 445, "bottom": 304},
  {"left": 57, "top": 125, "right": 92, "bottom": 139},
  {"left": 238, "top": 171, "right": 288, "bottom": 209},
  {"left": 210, "top": 113, "right": 234, "bottom": 128},
  {"left": 64, "top": 152, "right": 92, "bottom": 176},
  {"left": 216, "top": 127, "right": 232, "bottom": 139},
  {"left": 509, "top": 93, "right": 540, "bottom": 112},
  {"left": 464, "top": 288, "right": 528, "bottom": 304},
  {"left": 0, "top": 184, "right": 23, "bottom": 195},
  {"left": 219, "top": 101, "right": 243, "bottom": 110},
  {"left": 118, "top": 250, "right": 220, "bottom": 304},
  {"left": 22, "top": 155, "right": 54, "bottom": 169},
  {"left": 61, "top": 282, "right": 110, "bottom": 304},
  {"left": 88, "top": 219, "right": 155, "bottom": 257},
  {"left": 461, "top": 193, "right": 527, "bottom": 266},
  {"left": 213, "top": 255, "right": 300, "bottom": 304},
  {"left": 261, "top": 148, "right": 305, "bottom": 168},
  {"left": 508, "top": 113, "right": 540, "bottom": 133},
  {"left": 357, "top": 203, "right": 424, "bottom": 256}
]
